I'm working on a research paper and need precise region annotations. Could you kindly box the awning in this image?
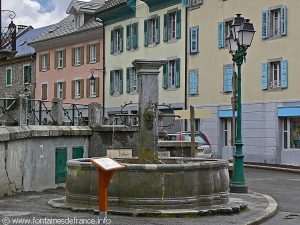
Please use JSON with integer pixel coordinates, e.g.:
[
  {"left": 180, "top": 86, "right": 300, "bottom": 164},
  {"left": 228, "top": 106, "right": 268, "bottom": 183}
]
[
  {"left": 218, "top": 109, "right": 237, "bottom": 118},
  {"left": 277, "top": 107, "right": 300, "bottom": 117}
]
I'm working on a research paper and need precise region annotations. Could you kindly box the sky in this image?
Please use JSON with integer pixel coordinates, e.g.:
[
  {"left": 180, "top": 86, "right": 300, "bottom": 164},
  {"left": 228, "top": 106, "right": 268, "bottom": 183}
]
[{"left": 2, "top": 0, "right": 90, "bottom": 28}]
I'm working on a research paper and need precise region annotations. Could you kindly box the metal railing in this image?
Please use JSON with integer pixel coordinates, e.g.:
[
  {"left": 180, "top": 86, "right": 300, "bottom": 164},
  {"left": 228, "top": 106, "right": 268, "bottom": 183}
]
[
  {"left": 62, "top": 103, "right": 89, "bottom": 126},
  {"left": 28, "top": 99, "right": 56, "bottom": 125},
  {"left": 0, "top": 98, "right": 18, "bottom": 125}
]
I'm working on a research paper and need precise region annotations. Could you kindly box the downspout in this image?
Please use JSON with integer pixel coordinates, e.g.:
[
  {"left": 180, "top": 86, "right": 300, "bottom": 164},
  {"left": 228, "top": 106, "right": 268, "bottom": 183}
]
[
  {"left": 102, "top": 23, "right": 106, "bottom": 118},
  {"left": 184, "top": 5, "right": 188, "bottom": 131}
]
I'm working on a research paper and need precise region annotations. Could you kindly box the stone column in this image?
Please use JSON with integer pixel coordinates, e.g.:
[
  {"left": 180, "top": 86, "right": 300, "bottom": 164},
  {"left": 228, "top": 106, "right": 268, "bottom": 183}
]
[
  {"left": 52, "top": 98, "right": 64, "bottom": 125},
  {"left": 132, "top": 60, "right": 165, "bottom": 161},
  {"left": 19, "top": 95, "right": 28, "bottom": 126},
  {"left": 88, "top": 103, "right": 102, "bottom": 126}
]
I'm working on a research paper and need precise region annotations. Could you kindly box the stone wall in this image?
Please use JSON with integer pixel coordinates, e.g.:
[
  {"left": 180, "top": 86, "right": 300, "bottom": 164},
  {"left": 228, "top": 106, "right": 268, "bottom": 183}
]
[{"left": 0, "top": 126, "right": 92, "bottom": 197}]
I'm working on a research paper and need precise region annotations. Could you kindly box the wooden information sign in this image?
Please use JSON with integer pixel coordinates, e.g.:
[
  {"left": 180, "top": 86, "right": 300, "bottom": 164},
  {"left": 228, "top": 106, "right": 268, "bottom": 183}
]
[{"left": 91, "top": 157, "right": 125, "bottom": 224}]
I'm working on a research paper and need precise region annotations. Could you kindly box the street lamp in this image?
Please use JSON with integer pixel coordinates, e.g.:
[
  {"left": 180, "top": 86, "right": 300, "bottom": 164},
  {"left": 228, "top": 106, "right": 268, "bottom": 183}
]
[{"left": 226, "top": 14, "right": 255, "bottom": 193}]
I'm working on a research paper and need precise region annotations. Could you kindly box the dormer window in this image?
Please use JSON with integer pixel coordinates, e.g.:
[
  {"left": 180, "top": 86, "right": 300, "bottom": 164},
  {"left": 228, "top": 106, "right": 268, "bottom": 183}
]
[{"left": 74, "top": 14, "right": 84, "bottom": 29}]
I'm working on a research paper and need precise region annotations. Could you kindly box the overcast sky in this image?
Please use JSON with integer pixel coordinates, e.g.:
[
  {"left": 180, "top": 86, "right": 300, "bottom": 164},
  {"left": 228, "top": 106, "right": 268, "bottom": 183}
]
[{"left": 2, "top": 0, "right": 90, "bottom": 28}]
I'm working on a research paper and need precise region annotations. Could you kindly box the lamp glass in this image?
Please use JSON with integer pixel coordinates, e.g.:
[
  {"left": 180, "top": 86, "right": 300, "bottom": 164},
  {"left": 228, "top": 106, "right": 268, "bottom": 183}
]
[{"left": 231, "top": 14, "right": 245, "bottom": 40}]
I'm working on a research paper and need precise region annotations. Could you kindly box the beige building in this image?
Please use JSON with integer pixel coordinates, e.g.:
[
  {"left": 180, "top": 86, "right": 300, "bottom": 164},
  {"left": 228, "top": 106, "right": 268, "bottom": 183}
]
[
  {"left": 186, "top": 0, "right": 300, "bottom": 165},
  {"left": 96, "top": 0, "right": 186, "bottom": 126}
]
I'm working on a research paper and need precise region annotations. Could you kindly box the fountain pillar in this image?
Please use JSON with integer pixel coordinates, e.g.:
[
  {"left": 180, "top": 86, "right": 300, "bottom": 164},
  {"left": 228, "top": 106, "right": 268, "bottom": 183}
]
[{"left": 132, "top": 60, "right": 165, "bottom": 161}]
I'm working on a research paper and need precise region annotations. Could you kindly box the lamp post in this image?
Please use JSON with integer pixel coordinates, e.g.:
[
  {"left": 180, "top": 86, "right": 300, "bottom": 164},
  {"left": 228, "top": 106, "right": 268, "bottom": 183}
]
[{"left": 226, "top": 14, "right": 255, "bottom": 193}]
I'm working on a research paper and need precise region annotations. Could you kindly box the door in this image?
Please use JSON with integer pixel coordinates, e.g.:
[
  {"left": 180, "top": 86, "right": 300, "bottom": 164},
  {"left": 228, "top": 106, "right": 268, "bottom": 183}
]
[
  {"left": 55, "top": 147, "right": 67, "bottom": 184},
  {"left": 72, "top": 146, "right": 84, "bottom": 159}
]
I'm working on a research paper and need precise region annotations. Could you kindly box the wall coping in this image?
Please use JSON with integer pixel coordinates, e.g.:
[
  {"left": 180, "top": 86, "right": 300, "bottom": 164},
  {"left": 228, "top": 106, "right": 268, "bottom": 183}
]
[
  {"left": 92, "top": 125, "right": 139, "bottom": 132},
  {"left": 0, "top": 126, "right": 92, "bottom": 142}
]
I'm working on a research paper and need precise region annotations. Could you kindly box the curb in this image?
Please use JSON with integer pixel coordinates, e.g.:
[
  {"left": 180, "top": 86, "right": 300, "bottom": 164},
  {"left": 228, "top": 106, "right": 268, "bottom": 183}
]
[
  {"left": 244, "top": 164, "right": 300, "bottom": 174},
  {"left": 244, "top": 192, "right": 278, "bottom": 225}
]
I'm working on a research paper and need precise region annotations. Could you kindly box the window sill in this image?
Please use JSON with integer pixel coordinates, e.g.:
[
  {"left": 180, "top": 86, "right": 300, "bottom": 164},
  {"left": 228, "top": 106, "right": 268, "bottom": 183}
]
[
  {"left": 223, "top": 91, "right": 232, "bottom": 95},
  {"left": 189, "top": 93, "right": 199, "bottom": 97},
  {"left": 41, "top": 69, "right": 48, "bottom": 72},
  {"left": 147, "top": 43, "right": 159, "bottom": 48},
  {"left": 112, "top": 93, "right": 122, "bottom": 97},
  {"left": 57, "top": 67, "right": 63, "bottom": 70},
  {"left": 188, "top": 4, "right": 201, "bottom": 11},
  {"left": 74, "top": 96, "right": 82, "bottom": 99},
  {"left": 166, "top": 38, "right": 178, "bottom": 44},
  {"left": 74, "top": 64, "right": 81, "bottom": 67},
  {"left": 268, "top": 87, "right": 284, "bottom": 92},
  {"left": 129, "top": 91, "right": 138, "bottom": 95},
  {"left": 113, "top": 51, "right": 122, "bottom": 56},
  {"left": 128, "top": 47, "right": 139, "bottom": 52},
  {"left": 89, "top": 60, "right": 97, "bottom": 64},
  {"left": 264, "top": 35, "right": 285, "bottom": 41},
  {"left": 166, "top": 87, "right": 177, "bottom": 91},
  {"left": 190, "top": 51, "right": 199, "bottom": 55},
  {"left": 89, "top": 95, "right": 97, "bottom": 98}
]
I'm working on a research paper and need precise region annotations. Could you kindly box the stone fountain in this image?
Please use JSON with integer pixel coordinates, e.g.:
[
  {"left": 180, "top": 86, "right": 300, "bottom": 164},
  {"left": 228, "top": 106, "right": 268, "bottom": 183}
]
[{"left": 49, "top": 60, "right": 245, "bottom": 215}]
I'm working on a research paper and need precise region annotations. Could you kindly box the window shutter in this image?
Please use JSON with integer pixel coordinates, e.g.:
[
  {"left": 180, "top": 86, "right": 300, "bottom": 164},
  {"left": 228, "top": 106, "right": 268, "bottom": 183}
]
[
  {"left": 126, "top": 24, "right": 132, "bottom": 50},
  {"left": 95, "top": 77, "right": 99, "bottom": 97},
  {"left": 39, "top": 55, "right": 42, "bottom": 72},
  {"left": 72, "top": 48, "right": 75, "bottom": 66},
  {"left": 80, "top": 46, "right": 84, "bottom": 65},
  {"left": 281, "top": 60, "right": 288, "bottom": 88},
  {"left": 96, "top": 43, "right": 100, "bottom": 62},
  {"left": 176, "top": 10, "right": 181, "bottom": 39},
  {"left": 110, "top": 71, "right": 114, "bottom": 95},
  {"left": 144, "top": 20, "right": 148, "bottom": 47},
  {"left": 132, "top": 22, "right": 138, "bottom": 49},
  {"left": 261, "top": 63, "right": 268, "bottom": 90},
  {"left": 119, "top": 69, "right": 123, "bottom": 94},
  {"left": 182, "top": 0, "right": 191, "bottom": 7},
  {"left": 55, "top": 51, "right": 58, "bottom": 69},
  {"left": 163, "top": 14, "right": 168, "bottom": 42},
  {"left": 87, "top": 45, "right": 90, "bottom": 64},
  {"left": 28, "top": 65, "right": 32, "bottom": 83},
  {"left": 71, "top": 80, "right": 75, "bottom": 99},
  {"left": 223, "top": 64, "right": 233, "bottom": 92},
  {"left": 175, "top": 58, "right": 181, "bottom": 88},
  {"left": 190, "top": 27, "right": 199, "bottom": 54},
  {"left": 63, "top": 81, "right": 66, "bottom": 99},
  {"left": 111, "top": 30, "right": 114, "bottom": 54},
  {"left": 63, "top": 50, "right": 66, "bottom": 67},
  {"left": 261, "top": 10, "right": 269, "bottom": 39},
  {"left": 218, "top": 22, "right": 224, "bottom": 48},
  {"left": 163, "top": 63, "right": 168, "bottom": 89},
  {"left": 281, "top": 6, "right": 287, "bottom": 36},
  {"left": 189, "top": 70, "right": 198, "bottom": 95},
  {"left": 54, "top": 82, "right": 58, "bottom": 98},
  {"left": 86, "top": 78, "right": 90, "bottom": 97},
  {"left": 46, "top": 53, "right": 50, "bottom": 70},
  {"left": 42, "top": 84, "right": 47, "bottom": 100},
  {"left": 156, "top": 16, "right": 160, "bottom": 44},
  {"left": 120, "top": 27, "right": 124, "bottom": 52},
  {"left": 6, "top": 69, "right": 11, "bottom": 85},
  {"left": 80, "top": 79, "right": 84, "bottom": 98},
  {"left": 126, "top": 67, "right": 131, "bottom": 93}
]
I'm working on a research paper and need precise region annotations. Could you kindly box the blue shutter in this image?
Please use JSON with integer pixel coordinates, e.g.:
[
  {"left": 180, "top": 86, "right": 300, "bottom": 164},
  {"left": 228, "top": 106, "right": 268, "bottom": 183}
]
[
  {"left": 218, "top": 22, "right": 224, "bottom": 48},
  {"left": 176, "top": 10, "right": 181, "bottom": 39},
  {"left": 281, "top": 6, "right": 287, "bottom": 36},
  {"left": 144, "top": 20, "right": 148, "bottom": 47},
  {"left": 119, "top": 69, "right": 123, "bottom": 94},
  {"left": 156, "top": 16, "right": 160, "bottom": 44},
  {"left": 281, "top": 60, "right": 288, "bottom": 88},
  {"left": 190, "top": 27, "right": 199, "bottom": 54},
  {"left": 261, "top": 63, "right": 268, "bottom": 90},
  {"left": 189, "top": 70, "right": 198, "bottom": 95},
  {"left": 175, "top": 58, "right": 180, "bottom": 88},
  {"left": 223, "top": 65, "right": 233, "bottom": 92},
  {"left": 163, "top": 63, "right": 168, "bottom": 89},
  {"left": 261, "top": 10, "right": 269, "bottom": 39}
]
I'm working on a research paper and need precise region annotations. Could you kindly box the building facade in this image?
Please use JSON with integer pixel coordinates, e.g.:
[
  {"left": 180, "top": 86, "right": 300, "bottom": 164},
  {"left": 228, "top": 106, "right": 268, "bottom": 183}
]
[
  {"left": 185, "top": 0, "right": 300, "bottom": 165},
  {"left": 29, "top": 0, "right": 105, "bottom": 124},
  {"left": 96, "top": 0, "right": 186, "bottom": 127}
]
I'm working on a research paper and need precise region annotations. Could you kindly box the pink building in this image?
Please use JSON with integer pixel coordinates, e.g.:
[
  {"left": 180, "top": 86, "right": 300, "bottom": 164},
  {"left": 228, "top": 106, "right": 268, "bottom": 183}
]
[{"left": 29, "top": 0, "right": 104, "bottom": 123}]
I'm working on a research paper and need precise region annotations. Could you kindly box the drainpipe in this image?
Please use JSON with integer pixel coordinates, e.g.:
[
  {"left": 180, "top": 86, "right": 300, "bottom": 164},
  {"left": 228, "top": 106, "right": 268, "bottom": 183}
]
[
  {"left": 102, "top": 23, "right": 106, "bottom": 118},
  {"left": 184, "top": 5, "right": 188, "bottom": 131}
]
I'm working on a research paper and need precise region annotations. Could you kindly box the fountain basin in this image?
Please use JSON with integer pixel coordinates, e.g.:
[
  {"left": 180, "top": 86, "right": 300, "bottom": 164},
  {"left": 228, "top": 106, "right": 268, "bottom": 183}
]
[{"left": 66, "top": 158, "right": 229, "bottom": 210}]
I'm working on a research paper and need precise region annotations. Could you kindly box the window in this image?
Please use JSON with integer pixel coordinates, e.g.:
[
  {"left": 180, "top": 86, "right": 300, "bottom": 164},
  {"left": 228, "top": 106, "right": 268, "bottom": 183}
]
[
  {"left": 262, "top": 6, "right": 287, "bottom": 39},
  {"left": 223, "top": 118, "right": 233, "bottom": 147},
  {"left": 283, "top": 117, "right": 300, "bottom": 149},
  {"left": 23, "top": 64, "right": 32, "bottom": 83},
  {"left": 127, "top": 23, "right": 139, "bottom": 50},
  {"left": 224, "top": 20, "right": 233, "bottom": 47},
  {"left": 55, "top": 82, "right": 64, "bottom": 99},
  {"left": 75, "top": 47, "right": 81, "bottom": 65},
  {"left": 190, "top": 27, "right": 199, "bottom": 54},
  {"left": 56, "top": 50, "right": 65, "bottom": 69},
  {"left": 41, "top": 84, "right": 48, "bottom": 100},
  {"left": 126, "top": 67, "right": 137, "bottom": 93},
  {"left": 74, "top": 14, "right": 84, "bottom": 29},
  {"left": 110, "top": 70, "right": 123, "bottom": 95},
  {"left": 86, "top": 77, "right": 99, "bottom": 98},
  {"left": 182, "top": 0, "right": 203, "bottom": 7},
  {"left": 223, "top": 64, "right": 233, "bottom": 93},
  {"left": 40, "top": 53, "right": 49, "bottom": 71},
  {"left": 195, "top": 119, "right": 201, "bottom": 132},
  {"left": 89, "top": 79, "right": 96, "bottom": 97},
  {"left": 261, "top": 59, "right": 288, "bottom": 90},
  {"left": 111, "top": 28, "right": 123, "bottom": 54},
  {"left": 163, "top": 59, "right": 180, "bottom": 89},
  {"left": 90, "top": 44, "right": 96, "bottom": 63},
  {"left": 75, "top": 80, "right": 81, "bottom": 99},
  {"left": 217, "top": 19, "right": 233, "bottom": 48},
  {"left": 6, "top": 67, "right": 12, "bottom": 86},
  {"left": 164, "top": 10, "right": 181, "bottom": 42},
  {"left": 72, "top": 79, "right": 84, "bottom": 99},
  {"left": 189, "top": 70, "right": 198, "bottom": 95}
]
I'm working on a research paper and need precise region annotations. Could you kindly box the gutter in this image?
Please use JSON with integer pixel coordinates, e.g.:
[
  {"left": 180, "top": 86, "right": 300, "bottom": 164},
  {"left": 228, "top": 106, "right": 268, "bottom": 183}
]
[{"left": 184, "top": 5, "right": 188, "bottom": 130}]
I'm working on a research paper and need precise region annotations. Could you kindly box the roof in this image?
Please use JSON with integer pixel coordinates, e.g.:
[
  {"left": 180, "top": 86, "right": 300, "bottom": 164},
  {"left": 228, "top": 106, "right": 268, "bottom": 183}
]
[
  {"left": 15, "top": 25, "right": 52, "bottom": 57},
  {"left": 96, "top": 0, "right": 127, "bottom": 12},
  {"left": 67, "top": 0, "right": 105, "bottom": 14},
  {"left": 29, "top": 14, "right": 103, "bottom": 45}
]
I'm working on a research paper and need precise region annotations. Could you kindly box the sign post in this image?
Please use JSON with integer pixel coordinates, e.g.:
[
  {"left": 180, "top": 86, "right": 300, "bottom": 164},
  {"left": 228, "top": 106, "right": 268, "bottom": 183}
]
[{"left": 91, "top": 157, "right": 125, "bottom": 224}]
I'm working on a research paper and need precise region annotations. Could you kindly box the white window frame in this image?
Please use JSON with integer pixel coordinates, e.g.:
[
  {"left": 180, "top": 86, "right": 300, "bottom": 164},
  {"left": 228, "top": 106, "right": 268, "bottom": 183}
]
[
  {"left": 74, "top": 14, "right": 84, "bottom": 29},
  {"left": 74, "top": 80, "right": 81, "bottom": 99},
  {"left": 6, "top": 67, "right": 12, "bottom": 86},
  {"left": 114, "top": 70, "right": 121, "bottom": 94},
  {"left": 23, "top": 64, "right": 31, "bottom": 84},
  {"left": 89, "top": 79, "right": 96, "bottom": 97},
  {"left": 148, "top": 18, "right": 157, "bottom": 45},
  {"left": 75, "top": 47, "right": 81, "bottom": 65},
  {"left": 57, "top": 51, "right": 64, "bottom": 68},
  {"left": 90, "top": 44, "right": 97, "bottom": 63},
  {"left": 130, "top": 68, "right": 137, "bottom": 92},
  {"left": 41, "top": 54, "right": 47, "bottom": 71},
  {"left": 168, "top": 60, "right": 176, "bottom": 88},
  {"left": 114, "top": 29, "right": 121, "bottom": 53},
  {"left": 57, "top": 82, "right": 63, "bottom": 99},
  {"left": 270, "top": 8, "right": 281, "bottom": 37},
  {"left": 223, "top": 118, "right": 233, "bottom": 147},
  {"left": 191, "top": 0, "right": 202, "bottom": 7},
  {"left": 282, "top": 117, "right": 300, "bottom": 150},
  {"left": 224, "top": 19, "right": 233, "bottom": 47},
  {"left": 168, "top": 12, "right": 177, "bottom": 40},
  {"left": 270, "top": 61, "right": 281, "bottom": 88}
]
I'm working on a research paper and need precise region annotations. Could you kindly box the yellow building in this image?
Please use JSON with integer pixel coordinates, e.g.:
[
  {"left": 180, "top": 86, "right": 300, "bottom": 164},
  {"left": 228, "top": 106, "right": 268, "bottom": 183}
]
[
  {"left": 186, "top": 0, "right": 300, "bottom": 165},
  {"left": 96, "top": 0, "right": 186, "bottom": 126}
]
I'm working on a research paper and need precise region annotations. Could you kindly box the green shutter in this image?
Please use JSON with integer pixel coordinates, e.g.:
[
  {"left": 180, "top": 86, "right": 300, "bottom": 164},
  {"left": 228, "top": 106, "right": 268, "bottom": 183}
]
[
  {"left": 6, "top": 68, "right": 12, "bottom": 85},
  {"left": 163, "top": 14, "right": 168, "bottom": 42},
  {"left": 119, "top": 69, "right": 123, "bottom": 94},
  {"left": 120, "top": 27, "right": 124, "bottom": 52},
  {"left": 163, "top": 63, "right": 168, "bottom": 89},
  {"left": 110, "top": 71, "right": 114, "bottom": 95},
  {"left": 156, "top": 16, "right": 160, "bottom": 44},
  {"left": 175, "top": 58, "right": 180, "bottom": 88},
  {"left": 28, "top": 65, "right": 32, "bottom": 83},
  {"left": 144, "top": 20, "right": 148, "bottom": 47},
  {"left": 133, "top": 22, "right": 139, "bottom": 49},
  {"left": 55, "top": 147, "right": 67, "bottom": 184},
  {"left": 176, "top": 10, "right": 181, "bottom": 39},
  {"left": 72, "top": 146, "right": 84, "bottom": 159},
  {"left": 126, "top": 67, "right": 131, "bottom": 93},
  {"left": 126, "top": 24, "right": 131, "bottom": 50},
  {"left": 111, "top": 30, "right": 114, "bottom": 54}
]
